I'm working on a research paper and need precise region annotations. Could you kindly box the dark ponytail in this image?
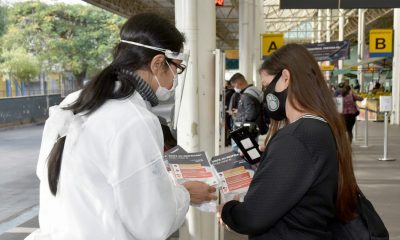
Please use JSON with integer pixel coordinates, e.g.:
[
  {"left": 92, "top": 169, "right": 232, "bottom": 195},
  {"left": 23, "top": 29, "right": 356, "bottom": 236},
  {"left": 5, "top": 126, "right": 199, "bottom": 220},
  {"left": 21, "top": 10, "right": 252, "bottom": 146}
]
[
  {"left": 48, "top": 136, "right": 66, "bottom": 195},
  {"left": 46, "top": 13, "right": 185, "bottom": 195}
]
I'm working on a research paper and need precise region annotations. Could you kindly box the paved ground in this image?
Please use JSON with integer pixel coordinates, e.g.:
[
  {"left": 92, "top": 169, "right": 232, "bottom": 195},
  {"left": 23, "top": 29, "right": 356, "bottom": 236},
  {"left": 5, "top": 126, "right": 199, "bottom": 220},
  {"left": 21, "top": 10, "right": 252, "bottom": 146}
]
[
  {"left": 0, "top": 125, "right": 41, "bottom": 233},
  {"left": 0, "top": 121, "right": 399, "bottom": 240}
]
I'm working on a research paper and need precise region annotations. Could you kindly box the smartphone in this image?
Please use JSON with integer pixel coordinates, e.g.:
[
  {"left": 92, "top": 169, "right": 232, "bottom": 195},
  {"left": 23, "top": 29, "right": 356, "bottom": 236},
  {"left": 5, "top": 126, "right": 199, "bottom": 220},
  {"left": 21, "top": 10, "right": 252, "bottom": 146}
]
[{"left": 230, "top": 127, "right": 262, "bottom": 165}]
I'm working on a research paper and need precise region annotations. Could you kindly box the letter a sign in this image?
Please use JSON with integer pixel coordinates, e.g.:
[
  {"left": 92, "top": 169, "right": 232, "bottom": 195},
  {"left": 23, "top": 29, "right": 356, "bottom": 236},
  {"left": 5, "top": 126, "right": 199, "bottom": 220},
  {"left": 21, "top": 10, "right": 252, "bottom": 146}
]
[
  {"left": 262, "top": 33, "right": 284, "bottom": 58},
  {"left": 369, "top": 29, "right": 393, "bottom": 58}
]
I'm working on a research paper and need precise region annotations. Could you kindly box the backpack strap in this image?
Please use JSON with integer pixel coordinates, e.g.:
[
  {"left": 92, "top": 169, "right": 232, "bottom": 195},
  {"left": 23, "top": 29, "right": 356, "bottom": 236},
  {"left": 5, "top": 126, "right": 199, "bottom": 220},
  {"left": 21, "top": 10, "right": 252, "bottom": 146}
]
[{"left": 242, "top": 92, "right": 262, "bottom": 104}]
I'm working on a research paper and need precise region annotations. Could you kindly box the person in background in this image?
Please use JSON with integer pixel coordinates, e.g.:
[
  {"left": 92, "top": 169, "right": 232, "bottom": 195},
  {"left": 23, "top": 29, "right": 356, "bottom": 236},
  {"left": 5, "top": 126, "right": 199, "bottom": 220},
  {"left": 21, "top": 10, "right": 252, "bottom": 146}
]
[
  {"left": 229, "top": 73, "right": 263, "bottom": 152},
  {"left": 26, "top": 13, "right": 216, "bottom": 240},
  {"left": 224, "top": 79, "right": 235, "bottom": 146},
  {"left": 334, "top": 79, "right": 350, "bottom": 97},
  {"left": 342, "top": 85, "right": 364, "bottom": 141},
  {"left": 227, "top": 77, "right": 241, "bottom": 131},
  {"left": 353, "top": 79, "right": 361, "bottom": 92},
  {"left": 218, "top": 44, "right": 359, "bottom": 239},
  {"left": 329, "top": 84, "right": 337, "bottom": 96}
]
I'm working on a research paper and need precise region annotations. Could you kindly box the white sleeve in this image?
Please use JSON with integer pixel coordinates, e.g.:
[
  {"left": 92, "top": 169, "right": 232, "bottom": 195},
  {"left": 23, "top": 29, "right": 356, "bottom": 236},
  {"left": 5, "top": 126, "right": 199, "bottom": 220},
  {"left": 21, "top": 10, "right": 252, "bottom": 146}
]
[{"left": 109, "top": 119, "right": 190, "bottom": 240}]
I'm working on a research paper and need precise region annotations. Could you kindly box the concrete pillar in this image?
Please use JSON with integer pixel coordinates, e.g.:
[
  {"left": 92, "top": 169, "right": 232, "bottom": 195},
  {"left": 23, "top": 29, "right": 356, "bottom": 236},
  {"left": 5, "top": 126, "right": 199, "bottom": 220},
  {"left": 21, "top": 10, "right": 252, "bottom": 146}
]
[
  {"left": 338, "top": 9, "right": 345, "bottom": 83},
  {"left": 175, "top": 0, "right": 200, "bottom": 153},
  {"left": 357, "top": 9, "right": 366, "bottom": 92},
  {"left": 392, "top": 9, "right": 400, "bottom": 124},
  {"left": 197, "top": 1, "right": 216, "bottom": 157},
  {"left": 239, "top": 0, "right": 252, "bottom": 81},
  {"left": 252, "top": 0, "right": 264, "bottom": 87},
  {"left": 175, "top": 1, "right": 218, "bottom": 239}
]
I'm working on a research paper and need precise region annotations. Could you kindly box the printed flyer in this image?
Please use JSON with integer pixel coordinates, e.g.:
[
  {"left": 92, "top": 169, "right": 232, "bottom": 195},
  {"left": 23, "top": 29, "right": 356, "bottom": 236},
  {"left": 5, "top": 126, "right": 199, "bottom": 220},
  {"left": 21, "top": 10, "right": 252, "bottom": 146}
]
[
  {"left": 166, "top": 150, "right": 219, "bottom": 186},
  {"left": 211, "top": 152, "right": 255, "bottom": 202}
]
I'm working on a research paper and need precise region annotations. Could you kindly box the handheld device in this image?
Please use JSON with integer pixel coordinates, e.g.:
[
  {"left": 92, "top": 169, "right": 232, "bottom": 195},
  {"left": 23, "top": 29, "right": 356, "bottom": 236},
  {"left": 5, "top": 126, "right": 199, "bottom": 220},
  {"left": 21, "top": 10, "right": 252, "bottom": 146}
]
[{"left": 230, "top": 127, "right": 262, "bottom": 165}]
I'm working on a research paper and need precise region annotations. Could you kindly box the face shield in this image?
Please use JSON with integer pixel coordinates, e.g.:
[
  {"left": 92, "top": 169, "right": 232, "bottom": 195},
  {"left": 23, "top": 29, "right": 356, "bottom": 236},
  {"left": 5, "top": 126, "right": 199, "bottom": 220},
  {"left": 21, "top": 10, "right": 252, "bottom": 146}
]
[{"left": 120, "top": 39, "right": 189, "bottom": 130}]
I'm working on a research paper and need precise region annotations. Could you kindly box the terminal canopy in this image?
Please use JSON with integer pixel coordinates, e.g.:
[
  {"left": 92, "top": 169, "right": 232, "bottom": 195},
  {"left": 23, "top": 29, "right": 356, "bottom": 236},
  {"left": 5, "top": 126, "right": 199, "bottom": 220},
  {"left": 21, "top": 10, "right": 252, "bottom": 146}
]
[{"left": 83, "top": 0, "right": 394, "bottom": 49}]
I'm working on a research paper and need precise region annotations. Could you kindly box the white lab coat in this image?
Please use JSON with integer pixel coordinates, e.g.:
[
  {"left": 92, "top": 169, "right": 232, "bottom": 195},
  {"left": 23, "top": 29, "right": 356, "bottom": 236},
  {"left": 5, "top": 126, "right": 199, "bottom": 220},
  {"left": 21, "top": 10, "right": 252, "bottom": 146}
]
[{"left": 26, "top": 91, "right": 190, "bottom": 240}]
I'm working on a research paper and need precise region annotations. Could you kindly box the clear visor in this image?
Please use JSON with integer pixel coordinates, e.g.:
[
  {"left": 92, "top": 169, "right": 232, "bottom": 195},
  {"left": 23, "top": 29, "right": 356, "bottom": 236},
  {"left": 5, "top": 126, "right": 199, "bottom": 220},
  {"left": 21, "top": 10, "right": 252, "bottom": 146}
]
[
  {"left": 121, "top": 39, "right": 189, "bottom": 130},
  {"left": 172, "top": 49, "right": 190, "bottom": 129}
]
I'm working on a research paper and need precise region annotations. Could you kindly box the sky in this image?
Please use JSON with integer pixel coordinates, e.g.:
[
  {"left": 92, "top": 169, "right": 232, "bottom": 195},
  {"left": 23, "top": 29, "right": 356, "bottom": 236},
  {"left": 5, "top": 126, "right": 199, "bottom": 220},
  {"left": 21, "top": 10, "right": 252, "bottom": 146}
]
[{"left": 2, "top": 0, "right": 87, "bottom": 5}]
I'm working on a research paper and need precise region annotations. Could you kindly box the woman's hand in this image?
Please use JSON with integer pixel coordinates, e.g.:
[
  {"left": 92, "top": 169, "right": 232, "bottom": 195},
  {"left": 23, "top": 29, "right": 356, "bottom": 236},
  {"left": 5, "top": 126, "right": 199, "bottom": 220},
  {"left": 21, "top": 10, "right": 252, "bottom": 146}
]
[
  {"left": 182, "top": 181, "right": 217, "bottom": 204},
  {"left": 217, "top": 203, "right": 226, "bottom": 225},
  {"left": 259, "top": 145, "right": 266, "bottom": 153},
  {"left": 217, "top": 195, "right": 240, "bottom": 229}
]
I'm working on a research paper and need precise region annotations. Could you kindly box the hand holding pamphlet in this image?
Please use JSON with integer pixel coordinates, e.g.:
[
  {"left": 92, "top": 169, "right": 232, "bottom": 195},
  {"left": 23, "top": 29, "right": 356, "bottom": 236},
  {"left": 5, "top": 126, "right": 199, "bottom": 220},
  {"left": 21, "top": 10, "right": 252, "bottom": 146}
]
[
  {"left": 164, "top": 145, "right": 256, "bottom": 210},
  {"left": 210, "top": 152, "right": 255, "bottom": 203},
  {"left": 166, "top": 151, "right": 219, "bottom": 186},
  {"left": 164, "top": 148, "right": 219, "bottom": 212}
]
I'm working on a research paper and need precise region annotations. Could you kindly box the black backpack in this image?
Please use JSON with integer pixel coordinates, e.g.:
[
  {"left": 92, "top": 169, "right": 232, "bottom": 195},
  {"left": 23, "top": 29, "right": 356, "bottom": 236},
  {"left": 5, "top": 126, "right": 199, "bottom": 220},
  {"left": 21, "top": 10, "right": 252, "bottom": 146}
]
[
  {"left": 330, "top": 191, "right": 389, "bottom": 240},
  {"left": 243, "top": 93, "right": 270, "bottom": 135}
]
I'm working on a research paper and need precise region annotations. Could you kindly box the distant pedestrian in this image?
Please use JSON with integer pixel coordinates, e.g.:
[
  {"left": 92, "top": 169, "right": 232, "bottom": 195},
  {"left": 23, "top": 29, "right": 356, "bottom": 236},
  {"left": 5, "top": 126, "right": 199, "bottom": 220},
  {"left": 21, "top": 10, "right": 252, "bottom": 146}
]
[
  {"left": 229, "top": 73, "right": 263, "bottom": 152},
  {"left": 342, "top": 85, "right": 363, "bottom": 141}
]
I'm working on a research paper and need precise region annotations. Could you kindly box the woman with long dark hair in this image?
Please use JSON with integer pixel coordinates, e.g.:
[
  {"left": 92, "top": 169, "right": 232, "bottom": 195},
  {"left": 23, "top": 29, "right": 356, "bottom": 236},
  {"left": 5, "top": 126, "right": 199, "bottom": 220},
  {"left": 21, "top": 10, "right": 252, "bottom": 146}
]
[
  {"left": 26, "top": 13, "right": 216, "bottom": 240},
  {"left": 218, "top": 44, "right": 358, "bottom": 239}
]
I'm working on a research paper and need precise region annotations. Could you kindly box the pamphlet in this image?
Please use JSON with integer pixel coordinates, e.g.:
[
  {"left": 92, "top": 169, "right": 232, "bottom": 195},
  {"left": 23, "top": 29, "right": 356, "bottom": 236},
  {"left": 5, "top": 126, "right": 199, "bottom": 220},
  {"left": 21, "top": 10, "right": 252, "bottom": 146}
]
[
  {"left": 166, "top": 151, "right": 219, "bottom": 186},
  {"left": 164, "top": 145, "right": 188, "bottom": 171},
  {"left": 165, "top": 147, "right": 220, "bottom": 212},
  {"left": 165, "top": 145, "right": 188, "bottom": 155},
  {"left": 211, "top": 152, "right": 255, "bottom": 202}
]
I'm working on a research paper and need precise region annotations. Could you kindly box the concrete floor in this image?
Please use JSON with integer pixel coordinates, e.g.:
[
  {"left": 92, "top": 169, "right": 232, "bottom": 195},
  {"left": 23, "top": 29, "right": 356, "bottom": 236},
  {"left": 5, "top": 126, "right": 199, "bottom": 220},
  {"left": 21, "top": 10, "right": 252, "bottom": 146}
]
[
  {"left": 0, "top": 121, "right": 399, "bottom": 240},
  {"left": 0, "top": 125, "right": 40, "bottom": 228}
]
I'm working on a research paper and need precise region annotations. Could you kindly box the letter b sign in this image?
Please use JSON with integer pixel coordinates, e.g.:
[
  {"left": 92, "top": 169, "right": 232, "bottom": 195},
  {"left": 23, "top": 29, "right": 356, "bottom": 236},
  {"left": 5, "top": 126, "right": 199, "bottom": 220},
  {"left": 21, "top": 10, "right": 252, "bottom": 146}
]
[
  {"left": 369, "top": 29, "right": 393, "bottom": 58},
  {"left": 375, "top": 38, "right": 386, "bottom": 49}
]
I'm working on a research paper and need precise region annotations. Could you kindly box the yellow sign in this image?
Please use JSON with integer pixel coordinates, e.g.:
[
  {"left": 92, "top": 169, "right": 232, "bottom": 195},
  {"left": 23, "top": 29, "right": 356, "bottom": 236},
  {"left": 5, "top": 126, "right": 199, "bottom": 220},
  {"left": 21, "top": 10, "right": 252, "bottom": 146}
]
[
  {"left": 369, "top": 29, "right": 393, "bottom": 57},
  {"left": 225, "top": 49, "right": 239, "bottom": 59},
  {"left": 262, "top": 33, "right": 284, "bottom": 56},
  {"left": 320, "top": 65, "right": 335, "bottom": 71}
]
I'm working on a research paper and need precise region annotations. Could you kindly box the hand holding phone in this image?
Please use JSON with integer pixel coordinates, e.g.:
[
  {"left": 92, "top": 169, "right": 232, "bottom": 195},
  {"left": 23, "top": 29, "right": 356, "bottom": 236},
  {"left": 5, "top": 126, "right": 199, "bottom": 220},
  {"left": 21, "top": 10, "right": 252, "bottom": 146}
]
[{"left": 230, "top": 127, "right": 262, "bottom": 165}]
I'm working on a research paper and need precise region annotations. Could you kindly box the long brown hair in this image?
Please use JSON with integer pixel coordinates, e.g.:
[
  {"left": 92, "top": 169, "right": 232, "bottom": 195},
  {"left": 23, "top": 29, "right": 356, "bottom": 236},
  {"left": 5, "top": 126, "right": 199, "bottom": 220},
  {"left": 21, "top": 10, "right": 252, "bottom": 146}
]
[{"left": 260, "top": 43, "right": 358, "bottom": 222}]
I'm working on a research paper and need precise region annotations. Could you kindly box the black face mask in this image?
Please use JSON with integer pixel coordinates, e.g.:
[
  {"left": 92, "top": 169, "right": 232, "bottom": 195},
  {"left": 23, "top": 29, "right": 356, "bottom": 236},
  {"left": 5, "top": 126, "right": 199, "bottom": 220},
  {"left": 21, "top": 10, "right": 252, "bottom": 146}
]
[{"left": 264, "top": 71, "right": 288, "bottom": 121}]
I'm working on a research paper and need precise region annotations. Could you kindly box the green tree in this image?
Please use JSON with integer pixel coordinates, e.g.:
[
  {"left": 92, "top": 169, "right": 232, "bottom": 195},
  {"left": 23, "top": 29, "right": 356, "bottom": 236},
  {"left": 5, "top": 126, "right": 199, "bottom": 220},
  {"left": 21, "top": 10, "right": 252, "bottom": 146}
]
[
  {"left": 0, "top": 47, "right": 40, "bottom": 95},
  {"left": 2, "top": 2, "right": 124, "bottom": 88},
  {"left": 0, "top": 5, "right": 7, "bottom": 38}
]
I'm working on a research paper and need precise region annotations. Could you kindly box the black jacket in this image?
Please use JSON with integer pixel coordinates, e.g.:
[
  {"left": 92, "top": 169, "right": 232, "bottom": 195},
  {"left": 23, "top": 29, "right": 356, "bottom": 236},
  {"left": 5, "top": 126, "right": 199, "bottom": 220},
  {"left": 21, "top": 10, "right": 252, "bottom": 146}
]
[
  {"left": 222, "top": 116, "right": 338, "bottom": 239},
  {"left": 234, "top": 85, "right": 263, "bottom": 126}
]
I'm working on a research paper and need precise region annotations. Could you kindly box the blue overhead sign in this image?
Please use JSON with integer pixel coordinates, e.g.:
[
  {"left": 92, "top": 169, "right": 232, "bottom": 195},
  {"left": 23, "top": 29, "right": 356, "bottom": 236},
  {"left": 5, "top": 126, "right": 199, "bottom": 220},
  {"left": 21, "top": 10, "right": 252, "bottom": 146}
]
[{"left": 304, "top": 41, "right": 350, "bottom": 62}]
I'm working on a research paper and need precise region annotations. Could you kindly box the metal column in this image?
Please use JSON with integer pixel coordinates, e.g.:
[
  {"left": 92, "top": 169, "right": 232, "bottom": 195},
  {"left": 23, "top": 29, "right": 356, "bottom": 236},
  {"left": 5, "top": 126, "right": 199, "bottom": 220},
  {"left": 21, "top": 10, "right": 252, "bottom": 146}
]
[
  {"left": 357, "top": 9, "right": 366, "bottom": 92},
  {"left": 378, "top": 112, "right": 396, "bottom": 161},
  {"left": 392, "top": 9, "right": 400, "bottom": 125},
  {"left": 354, "top": 9, "right": 366, "bottom": 140},
  {"left": 317, "top": 10, "right": 322, "bottom": 43},
  {"left": 338, "top": 9, "right": 345, "bottom": 83},
  {"left": 325, "top": 9, "right": 331, "bottom": 80}
]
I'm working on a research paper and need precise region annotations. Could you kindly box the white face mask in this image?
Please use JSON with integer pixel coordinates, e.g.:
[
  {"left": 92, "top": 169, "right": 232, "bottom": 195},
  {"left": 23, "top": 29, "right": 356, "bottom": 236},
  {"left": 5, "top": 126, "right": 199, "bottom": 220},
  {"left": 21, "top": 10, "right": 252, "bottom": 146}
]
[
  {"left": 154, "top": 61, "right": 178, "bottom": 102},
  {"left": 234, "top": 87, "right": 241, "bottom": 93}
]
